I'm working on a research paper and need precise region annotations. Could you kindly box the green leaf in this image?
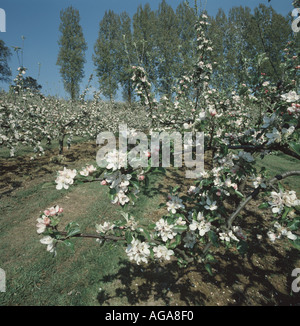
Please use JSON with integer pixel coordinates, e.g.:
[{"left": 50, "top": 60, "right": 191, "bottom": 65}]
[
  {"left": 148, "top": 223, "right": 157, "bottom": 230},
  {"left": 235, "top": 190, "right": 244, "bottom": 198},
  {"left": 287, "top": 217, "right": 300, "bottom": 231},
  {"left": 173, "top": 225, "right": 188, "bottom": 233},
  {"left": 289, "top": 142, "right": 300, "bottom": 156},
  {"left": 65, "top": 222, "right": 81, "bottom": 238},
  {"left": 205, "top": 263, "right": 213, "bottom": 276},
  {"left": 67, "top": 227, "right": 81, "bottom": 238},
  {"left": 109, "top": 188, "right": 117, "bottom": 195},
  {"left": 237, "top": 240, "right": 248, "bottom": 256},
  {"left": 220, "top": 144, "right": 228, "bottom": 156},
  {"left": 282, "top": 207, "right": 293, "bottom": 220},
  {"left": 130, "top": 181, "right": 140, "bottom": 189},
  {"left": 278, "top": 182, "right": 285, "bottom": 193},
  {"left": 258, "top": 202, "right": 269, "bottom": 209},
  {"left": 125, "top": 230, "right": 133, "bottom": 244},
  {"left": 291, "top": 238, "right": 300, "bottom": 251},
  {"left": 169, "top": 234, "right": 181, "bottom": 249},
  {"left": 172, "top": 185, "right": 181, "bottom": 193},
  {"left": 208, "top": 231, "right": 219, "bottom": 248},
  {"left": 205, "top": 254, "right": 216, "bottom": 263}
]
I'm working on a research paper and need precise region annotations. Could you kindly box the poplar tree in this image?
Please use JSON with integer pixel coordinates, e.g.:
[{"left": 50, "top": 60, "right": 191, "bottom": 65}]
[
  {"left": 176, "top": 2, "right": 197, "bottom": 78},
  {"left": 155, "top": 0, "right": 180, "bottom": 97},
  {"left": 119, "top": 11, "right": 135, "bottom": 104},
  {"left": 93, "top": 10, "right": 121, "bottom": 101},
  {"left": 57, "top": 6, "right": 87, "bottom": 100},
  {"left": 0, "top": 40, "right": 11, "bottom": 83},
  {"left": 133, "top": 4, "right": 157, "bottom": 85}
]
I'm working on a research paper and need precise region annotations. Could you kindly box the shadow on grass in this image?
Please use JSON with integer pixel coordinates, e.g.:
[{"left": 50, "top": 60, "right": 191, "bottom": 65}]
[
  {"left": 96, "top": 231, "right": 300, "bottom": 306},
  {"left": 97, "top": 259, "right": 208, "bottom": 306}
]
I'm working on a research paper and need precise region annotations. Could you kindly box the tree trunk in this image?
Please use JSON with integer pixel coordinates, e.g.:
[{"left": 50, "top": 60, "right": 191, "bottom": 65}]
[{"left": 59, "top": 134, "right": 65, "bottom": 155}]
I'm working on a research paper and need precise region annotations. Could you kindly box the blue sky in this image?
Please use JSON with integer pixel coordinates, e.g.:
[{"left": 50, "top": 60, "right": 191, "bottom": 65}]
[{"left": 0, "top": 0, "right": 294, "bottom": 99}]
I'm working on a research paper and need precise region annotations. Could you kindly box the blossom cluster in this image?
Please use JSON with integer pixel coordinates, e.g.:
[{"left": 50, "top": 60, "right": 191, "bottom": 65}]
[
  {"left": 268, "top": 190, "right": 300, "bottom": 215},
  {"left": 36, "top": 205, "right": 64, "bottom": 255},
  {"left": 55, "top": 167, "right": 77, "bottom": 190}
]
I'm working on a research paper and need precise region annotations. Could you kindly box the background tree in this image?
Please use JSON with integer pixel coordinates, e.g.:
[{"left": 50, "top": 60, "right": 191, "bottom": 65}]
[
  {"left": 208, "top": 8, "right": 233, "bottom": 91},
  {"left": 249, "top": 4, "right": 291, "bottom": 84},
  {"left": 208, "top": 4, "right": 292, "bottom": 90},
  {"left": 118, "top": 11, "right": 135, "bottom": 104},
  {"left": 155, "top": 0, "right": 180, "bottom": 97},
  {"left": 0, "top": 39, "right": 12, "bottom": 83},
  {"left": 93, "top": 10, "right": 121, "bottom": 102},
  {"left": 22, "top": 76, "right": 42, "bottom": 93},
  {"left": 57, "top": 6, "right": 87, "bottom": 101},
  {"left": 133, "top": 4, "right": 157, "bottom": 86},
  {"left": 176, "top": 2, "right": 197, "bottom": 79}
]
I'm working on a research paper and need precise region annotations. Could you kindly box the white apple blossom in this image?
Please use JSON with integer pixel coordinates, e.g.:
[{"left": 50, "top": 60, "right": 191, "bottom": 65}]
[
  {"left": 125, "top": 238, "right": 150, "bottom": 265},
  {"left": 281, "top": 91, "right": 299, "bottom": 103},
  {"left": 282, "top": 190, "right": 300, "bottom": 207},
  {"left": 269, "top": 191, "right": 284, "bottom": 214},
  {"left": 155, "top": 218, "right": 177, "bottom": 242},
  {"left": 111, "top": 190, "right": 130, "bottom": 206},
  {"left": 40, "top": 236, "right": 56, "bottom": 254},
  {"left": 232, "top": 226, "right": 247, "bottom": 241},
  {"left": 153, "top": 245, "right": 174, "bottom": 261},
  {"left": 269, "top": 190, "right": 300, "bottom": 214},
  {"left": 219, "top": 232, "right": 231, "bottom": 242},
  {"left": 274, "top": 222, "right": 297, "bottom": 241},
  {"left": 95, "top": 222, "right": 115, "bottom": 234},
  {"left": 189, "top": 212, "right": 211, "bottom": 236},
  {"left": 166, "top": 195, "right": 185, "bottom": 214},
  {"left": 204, "top": 197, "right": 218, "bottom": 211},
  {"left": 105, "top": 171, "right": 132, "bottom": 192},
  {"left": 238, "top": 151, "right": 255, "bottom": 163},
  {"left": 105, "top": 149, "right": 127, "bottom": 171},
  {"left": 55, "top": 167, "right": 77, "bottom": 190},
  {"left": 261, "top": 114, "right": 276, "bottom": 129},
  {"left": 250, "top": 174, "right": 266, "bottom": 189},
  {"left": 187, "top": 186, "right": 200, "bottom": 195},
  {"left": 36, "top": 215, "right": 51, "bottom": 234},
  {"left": 266, "top": 128, "right": 281, "bottom": 145},
  {"left": 122, "top": 213, "right": 138, "bottom": 231},
  {"left": 80, "top": 165, "right": 97, "bottom": 176},
  {"left": 282, "top": 126, "right": 295, "bottom": 138}
]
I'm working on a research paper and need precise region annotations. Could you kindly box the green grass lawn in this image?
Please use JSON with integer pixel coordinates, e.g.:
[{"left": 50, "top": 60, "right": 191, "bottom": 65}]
[
  {"left": 0, "top": 156, "right": 164, "bottom": 306},
  {"left": 0, "top": 148, "right": 299, "bottom": 306},
  {"left": 256, "top": 152, "right": 300, "bottom": 195}
]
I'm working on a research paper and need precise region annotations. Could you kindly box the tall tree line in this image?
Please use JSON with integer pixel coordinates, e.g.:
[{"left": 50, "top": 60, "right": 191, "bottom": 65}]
[
  {"left": 92, "top": 1, "right": 296, "bottom": 101},
  {"left": 1, "top": 1, "right": 296, "bottom": 100}
]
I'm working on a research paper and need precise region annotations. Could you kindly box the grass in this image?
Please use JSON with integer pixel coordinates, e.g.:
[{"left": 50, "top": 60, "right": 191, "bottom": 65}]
[
  {"left": 0, "top": 158, "right": 163, "bottom": 306},
  {"left": 0, "top": 144, "right": 299, "bottom": 306},
  {"left": 0, "top": 136, "right": 90, "bottom": 159},
  {"left": 256, "top": 152, "right": 300, "bottom": 195}
]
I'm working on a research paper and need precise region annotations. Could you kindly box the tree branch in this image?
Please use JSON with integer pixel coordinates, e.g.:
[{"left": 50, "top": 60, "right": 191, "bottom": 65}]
[{"left": 227, "top": 170, "right": 300, "bottom": 229}]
